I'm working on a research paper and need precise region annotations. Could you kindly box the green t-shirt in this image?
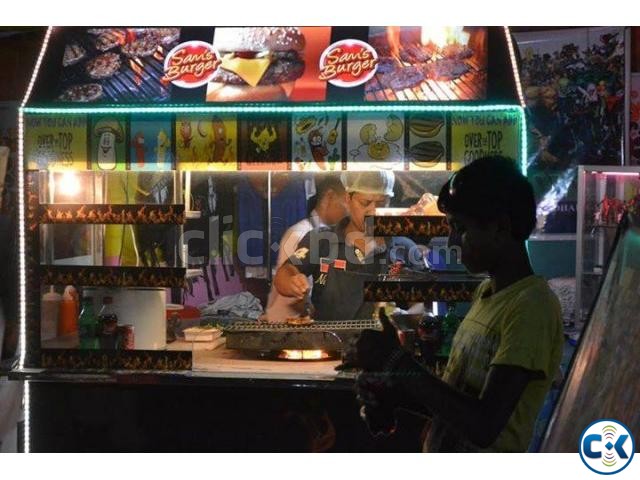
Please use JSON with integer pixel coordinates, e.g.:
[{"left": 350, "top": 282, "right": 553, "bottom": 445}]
[{"left": 423, "top": 275, "right": 564, "bottom": 452}]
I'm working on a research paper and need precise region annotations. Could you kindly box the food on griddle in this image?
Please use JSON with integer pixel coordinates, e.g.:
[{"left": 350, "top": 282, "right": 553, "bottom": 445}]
[
  {"left": 149, "top": 28, "right": 181, "bottom": 46},
  {"left": 404, "top": 192, "right": 442, "bottom": 216},
  {"left": 95, "top": 31, "right": 121, "bottom": 52},
  {"left": 62, "top": 43, "right": 86, "bottom": 67},
  {"left": 380, "top": 66, "right": 425, "bottom": 90},
  {"left": 383, "top": 114, "right": 404, "bottom": 142},
  {"left": 425, "top": 58, "right": 469, "bottom": 80},
  {"left": 441, "top": 43, "right": 473, "bottom": 60},
  {"left": 408, "top": 115, "right": 445, "bottom": 138},
  {"left": 408, "top": 141, "right": 445, "bottom": 168},
  {"left": 58, "top": 83, "right": 104, "bottom": 103},
  {"left": 122, "top": 31, "right": 160, "bottom": 58},
  {"left": 286, "top": 315, "right": 314, "bottom": 326},
  {"left": 208, "top": 27, "right": 305, "bottom": 102},
  {"left": 86, "top": 52, "right": 121, "bottom": 79}
]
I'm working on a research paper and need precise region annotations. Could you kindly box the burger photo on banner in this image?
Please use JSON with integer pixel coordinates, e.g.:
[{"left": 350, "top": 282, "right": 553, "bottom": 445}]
[
  {"left": 346, "top": 113, "right": 405, "bottom": 171},
  {"left": 291, "top": 114, "right": 343, "bottom": 171},
  {"left": 57, "top": 27, "right": 182, "bottom": 103},
  {"left": 206, "top": 27, "right": 331, "bottom": 102},
  {"left": 407, "top": 113, "right": 447, "bottom": 171},
  {"left": 239, "top": 116, "right": 289, "bottom": 170},
  {"left": 365, "top": 26, "right": 487, "bottom": 102},
  {"left": 175, "top": 116, "right": 238, "bottom": 171}
]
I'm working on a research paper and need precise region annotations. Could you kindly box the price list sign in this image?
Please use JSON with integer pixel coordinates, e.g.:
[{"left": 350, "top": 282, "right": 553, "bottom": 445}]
[
  {"left": 25, "top": 115, "right": 87, "bottom": 170},
  {"left": 450, "top": 111, "right": 520, "bottom": 171}
]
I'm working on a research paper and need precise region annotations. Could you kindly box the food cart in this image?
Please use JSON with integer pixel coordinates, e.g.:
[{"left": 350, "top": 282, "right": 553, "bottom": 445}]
[{"left": 12, "top": 26, "right": 525, "bottom": 451}]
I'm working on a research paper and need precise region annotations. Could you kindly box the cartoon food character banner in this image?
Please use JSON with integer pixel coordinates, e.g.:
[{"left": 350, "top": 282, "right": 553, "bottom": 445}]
[
  {"left": 238, "top": 116, "right": 289, "bottom": 171},
  {"left": 175, "top": 116, "right": 237, "bottom": 171},
  {"left": 407, "top": 113, "right": 447, "bottom": 171},
  {"left": 346, "top": 113, "right": 405, "bottom": 171},
  {"left": 291, "top": 114, "right": 342, "bottom": 171},
  {"left": 24, "top": 115, "right": 87, "bottom": 170},
  {"left": 130, "top": 116, "right": 174, "bottom": 171},
  {"left": 89, "top": 116, "right": 127, "bottom": 171}
]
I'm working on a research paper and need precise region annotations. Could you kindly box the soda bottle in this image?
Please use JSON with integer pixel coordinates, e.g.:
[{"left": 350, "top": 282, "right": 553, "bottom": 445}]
[
  {"left": 439, "top": 302, "right": 460, "bottom": 357},
  {"left": 78, "top": 296, "right": 99, "bottom": 349},
  {"left": 98, "top": 296, "right": 119, "bottom": 349},
  {"left": 417, "top": 313, "right": 441, "bottom": 367}
]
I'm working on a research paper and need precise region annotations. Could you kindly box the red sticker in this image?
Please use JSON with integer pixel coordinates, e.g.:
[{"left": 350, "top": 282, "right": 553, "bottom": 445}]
[{"left": 334, "top": 259, "right": 347, "bottom": 270}]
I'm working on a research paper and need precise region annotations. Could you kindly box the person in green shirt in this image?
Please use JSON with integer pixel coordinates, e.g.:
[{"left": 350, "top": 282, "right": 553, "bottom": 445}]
[{"left": 342, "top": 155, "right": 564, "bottom": 452}]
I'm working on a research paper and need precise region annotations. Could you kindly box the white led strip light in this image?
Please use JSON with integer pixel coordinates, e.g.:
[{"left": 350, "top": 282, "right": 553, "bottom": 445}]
[
  {"left": 504, "top": 26, "right": 526, "bottom": 108},
  {"left": 18, "top": 25, "right": 53, "bottom": 454}
]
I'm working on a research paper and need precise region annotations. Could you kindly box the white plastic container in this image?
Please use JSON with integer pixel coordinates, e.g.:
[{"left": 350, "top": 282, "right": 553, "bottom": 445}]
[
  {"left": 111, "top": 288, "right": 166, "bottom": 350},
  {"left": 183, "top": 327, "right": 222, "bottom": 342}
]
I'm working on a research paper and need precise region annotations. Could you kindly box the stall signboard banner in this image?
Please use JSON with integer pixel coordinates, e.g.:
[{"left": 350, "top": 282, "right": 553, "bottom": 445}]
[
  {"left": 176, "top": 116, "right": 238, "bottom": 171},
  {"left": 24, "top": 115, "right": 87, "bottom": 170},
  {"left": 450, "top": 111, "right": 520, "bottom": 170},
  {"left": 48, "top": 27, "right": 490, "bottom": 105}
]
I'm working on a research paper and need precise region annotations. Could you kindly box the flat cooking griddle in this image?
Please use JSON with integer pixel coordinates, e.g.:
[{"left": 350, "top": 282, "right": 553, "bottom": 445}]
[{"left": 223, "top": 320, "right": 382, "bottom": 353}]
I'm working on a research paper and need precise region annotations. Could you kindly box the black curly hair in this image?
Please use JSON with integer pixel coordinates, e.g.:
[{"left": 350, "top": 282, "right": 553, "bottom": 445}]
[{"left": 437, "top": 156, "right": 536, "bottom": 242}]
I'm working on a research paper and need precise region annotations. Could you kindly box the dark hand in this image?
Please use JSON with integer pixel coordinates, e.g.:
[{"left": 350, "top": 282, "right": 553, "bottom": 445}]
[
  {"left": 336, "top": 307, "right": 400, "bottom": 371},
  {"left": 356, "top": 371, "right": 400, "bottom": 437}
]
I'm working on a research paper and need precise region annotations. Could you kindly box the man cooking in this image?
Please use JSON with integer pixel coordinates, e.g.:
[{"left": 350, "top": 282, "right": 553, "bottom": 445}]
[
  {"left": 264, "top": 175, "right": 348, "bottom": 322},
  {"left": 273, "top": 171, "right": 425, "bottom": 321}
]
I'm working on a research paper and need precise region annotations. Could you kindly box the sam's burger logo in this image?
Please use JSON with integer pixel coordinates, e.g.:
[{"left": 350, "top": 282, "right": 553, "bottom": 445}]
[
  {"left": 162, "top": 41, "right": 220, "bottom": 88},
  {"left": 319, "top": 39, "right": 378, "bottom": 87}
]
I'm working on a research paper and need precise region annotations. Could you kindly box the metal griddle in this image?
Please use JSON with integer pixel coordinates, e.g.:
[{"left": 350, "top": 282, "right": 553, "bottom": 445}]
[{"left": 223, "top": 319, "right": 382, "bottom": 354}]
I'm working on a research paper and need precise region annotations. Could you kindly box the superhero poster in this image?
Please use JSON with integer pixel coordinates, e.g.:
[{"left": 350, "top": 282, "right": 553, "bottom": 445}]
[
  {"left": 291, "top": 114, "right": 343, "bottom": 171},
  {"left": 175, "top": 116, "right": 237, "bottom": 171},
  {"left": 130, "top": 116, "right": 174, "bottom": 171},
  {"left": 514, "top": 27, "right": 626, "bottom": 233}
]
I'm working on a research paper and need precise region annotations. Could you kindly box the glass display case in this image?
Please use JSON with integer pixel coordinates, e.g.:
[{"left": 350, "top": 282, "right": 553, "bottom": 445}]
[
  {"left": 542, "top": 212, "right": 640, "bottom": 452},
  {"left": 575, "top": 166, "right": 640, "bottom": 323}
]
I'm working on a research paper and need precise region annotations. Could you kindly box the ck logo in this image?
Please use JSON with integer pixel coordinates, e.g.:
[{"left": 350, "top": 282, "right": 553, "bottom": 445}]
[{"left": 579, "top": 419, "right": 635, "bottom": 475}]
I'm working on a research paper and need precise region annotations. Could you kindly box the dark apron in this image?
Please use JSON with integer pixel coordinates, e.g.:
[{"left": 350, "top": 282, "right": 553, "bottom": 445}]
[{"left": 315, "top": 266, "right": 376, "bottom": 321}]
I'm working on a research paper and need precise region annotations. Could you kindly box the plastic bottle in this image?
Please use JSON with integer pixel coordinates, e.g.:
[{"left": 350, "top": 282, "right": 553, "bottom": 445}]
[
  {"left": 439, "top": 303, "right": 460, "bottom": 357},
  {"left": 58, "top": 286, "right": 79, "bottom": 336},
  {"left": 98, "top": 296, "right": 119, "bottom": 349},
  {"left": 78, "top": 296, "right": 99, "bottom": 349},
  {"left": 41, "top": 287, "right": 62, "bottom": 341}
]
